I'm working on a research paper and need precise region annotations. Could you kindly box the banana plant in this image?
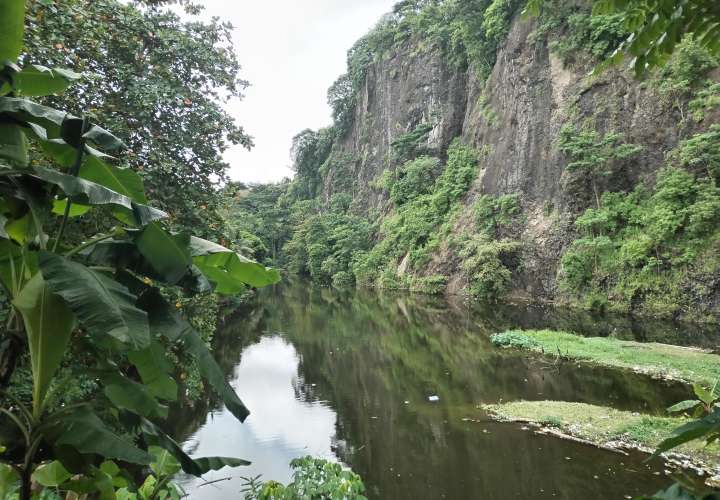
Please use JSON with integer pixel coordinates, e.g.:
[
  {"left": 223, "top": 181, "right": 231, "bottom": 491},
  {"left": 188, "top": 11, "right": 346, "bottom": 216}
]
[{"left": 0, "top": 3, "right": 279, "bottom": 499}]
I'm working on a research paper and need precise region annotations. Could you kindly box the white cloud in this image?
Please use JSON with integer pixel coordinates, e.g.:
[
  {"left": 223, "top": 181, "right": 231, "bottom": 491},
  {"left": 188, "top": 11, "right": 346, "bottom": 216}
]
[{"left": 191, "top": 0, "right": 397, "bottom": 184}]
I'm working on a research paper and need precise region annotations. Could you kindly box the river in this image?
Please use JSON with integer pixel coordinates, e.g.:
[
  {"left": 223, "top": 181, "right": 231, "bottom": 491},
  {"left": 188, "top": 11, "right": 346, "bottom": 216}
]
[{"left": 173, "top": 283, "right": 715, "bottom": 499}]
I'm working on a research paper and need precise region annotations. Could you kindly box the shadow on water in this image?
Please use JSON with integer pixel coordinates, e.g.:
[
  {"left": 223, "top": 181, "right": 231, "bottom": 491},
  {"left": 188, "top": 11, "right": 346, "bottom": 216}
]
[{"left": 174, "top": 283, "right": 709, "bottom": 499}]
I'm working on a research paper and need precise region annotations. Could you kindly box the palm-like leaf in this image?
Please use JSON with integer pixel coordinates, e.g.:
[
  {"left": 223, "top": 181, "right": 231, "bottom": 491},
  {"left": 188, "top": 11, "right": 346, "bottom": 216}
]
[{"left": 39, "top": 252, "right": 150, "bottom": 349}]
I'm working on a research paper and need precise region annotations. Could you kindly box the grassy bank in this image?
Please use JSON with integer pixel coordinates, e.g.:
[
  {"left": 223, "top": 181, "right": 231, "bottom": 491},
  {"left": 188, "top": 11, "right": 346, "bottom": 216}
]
[
  {"left": 482, "top": 401, "right": 720, "bottom": 470},
  {"left": 491, "top": 330, "right": 720, "bottom": 385}
]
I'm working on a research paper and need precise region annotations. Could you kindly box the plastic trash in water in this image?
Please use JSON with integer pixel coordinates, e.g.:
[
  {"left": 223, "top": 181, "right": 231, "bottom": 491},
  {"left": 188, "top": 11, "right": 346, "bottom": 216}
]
[{"left": 428, "top": 395, "right": 440, "bottom": 402}]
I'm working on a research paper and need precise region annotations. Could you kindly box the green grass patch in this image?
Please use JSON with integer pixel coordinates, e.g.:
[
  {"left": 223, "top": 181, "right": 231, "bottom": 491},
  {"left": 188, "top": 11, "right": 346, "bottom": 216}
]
[
  {"left": 490, "top": 329, "right": 720, "bottom": 385},
  {"left": 483, "top": 401, "right": 719, "bottom": 467}
]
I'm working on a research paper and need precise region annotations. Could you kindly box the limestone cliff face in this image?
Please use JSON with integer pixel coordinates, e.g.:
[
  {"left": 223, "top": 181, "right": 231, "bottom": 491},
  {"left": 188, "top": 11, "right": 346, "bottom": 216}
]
[{"left": 324, "top": 14, "right": 719, "bottom": 306}]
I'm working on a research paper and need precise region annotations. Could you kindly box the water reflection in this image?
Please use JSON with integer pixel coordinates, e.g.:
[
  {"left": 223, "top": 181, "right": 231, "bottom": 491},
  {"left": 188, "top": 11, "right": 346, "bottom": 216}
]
[
  {"left": 175, "top": 284, "right": 703, "bottom": 499},
  {"left": 177, "top": 336, "right": 337, "bottom": 498}
]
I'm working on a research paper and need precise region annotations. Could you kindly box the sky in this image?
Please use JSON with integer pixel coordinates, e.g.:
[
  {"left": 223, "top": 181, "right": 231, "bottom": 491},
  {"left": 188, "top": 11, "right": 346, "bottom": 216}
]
[{"left": 190, "top": 0, "right": 398, "bottom": 184}]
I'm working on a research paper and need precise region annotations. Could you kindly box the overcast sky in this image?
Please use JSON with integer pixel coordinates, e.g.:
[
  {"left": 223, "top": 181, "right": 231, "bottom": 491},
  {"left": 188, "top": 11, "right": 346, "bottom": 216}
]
[{"left": 190, "top": 1, "right": 397, "bottom": 184}]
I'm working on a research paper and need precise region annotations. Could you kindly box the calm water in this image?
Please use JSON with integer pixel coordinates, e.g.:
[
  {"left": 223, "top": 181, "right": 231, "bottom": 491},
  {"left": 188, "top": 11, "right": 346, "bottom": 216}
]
[{"left": 173, "top": 284, "right": 715, "bottom": 499}]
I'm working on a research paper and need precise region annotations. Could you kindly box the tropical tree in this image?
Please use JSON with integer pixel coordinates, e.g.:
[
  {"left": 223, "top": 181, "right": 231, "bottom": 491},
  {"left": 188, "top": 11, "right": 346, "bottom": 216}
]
[
  {"left": 23, "top": 0, "right": 253, "bottom": 238},
  {"left": 0, "top": 2, "right": 279, "bottom": 498}
]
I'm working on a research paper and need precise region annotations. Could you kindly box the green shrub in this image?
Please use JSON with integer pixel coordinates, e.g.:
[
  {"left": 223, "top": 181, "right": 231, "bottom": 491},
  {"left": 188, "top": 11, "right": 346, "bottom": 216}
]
[
  {"left": 456, "top": 191, "right": 522, "bottom": 300},
  {"left": 460, "top": 235, "right": 521, "bottom": 300},
  {"left": 559, "top": 129, "right": 720, "bottom": 316},
  {"left": 490, "top": 331, "right": 541, "bottom": 349},
  {"left": 354, "top": 140, "right": 480, "bottom": 290},
  {"left": 689, "top": 83, "right": 720, "bottom": 122},
  {"left": 242, "top": 457, "right": 366, "bottom": 500},
  {"left": 557, "top": 125, "right": 643, "bottom": 208},
  {"left": 390, "top": 156, "right": 441, "bottom": 204},
  {"left": 482, "top": 0, "right": 522, "bottom": 46},
  {"left": 551, "top": 12, "right": 627, "bottom": 64},
  {"left": 391, "top": 123, "right": 434, "bottom": 161},
  {"left": 410, "top": 275, "right": 448, "bottom": 294}
]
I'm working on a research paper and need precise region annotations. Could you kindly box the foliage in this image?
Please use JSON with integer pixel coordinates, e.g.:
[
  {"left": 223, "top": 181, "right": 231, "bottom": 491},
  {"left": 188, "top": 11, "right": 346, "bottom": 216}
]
[
  {"left": 556, "top": 13, "right": 627, "bottom": 64},
  {"left": 218, "top": 182, "right": 294, "bottom": 265},
  {"left": 390, "top": 123, "right": 434, "bottom": 162},
  {"left": 327, "top": 75, "right": 356, "bottom": 138},
  {"left": 283, "top": 200, "right": 372, "bottom": 286},
  {"left": 490, "top": 331, "right": 541, "bottom": 349},
  {"left": 560, "top": 127, "right": 720, "bottom": 316},
  {"left": 557, "top": 125, "right": 643, "bottom": 208},
  {"left": 526, "top": 0, "right": 720, "bottom": 76},
  {"left": 667, "top": 381, "right": 719, "bottom": 418},
  {"left": 459, "top": 236, "right": 520, "bottom": 300},
  {"left": 388, "top": 156, "right": 441, "bottom": 205},
  {"left": 482, "top": 0, "right": 522, "bottom": 46},
  {"left": 456, "top": 193, "right": 521, "bottom": 300},
  {"left": 652, "top": 37, "right": 719, "bottom": 121},
  {"left": 241, "top": 457, "right": 367, "bottom": 500},
  {"left": 0, "top": 6, "right": 279, "bottom": 499},
  {"left": 23, "top": 0, "right": 252, "bottom": 237},
  {"left": 354, "top": 140, "right": 479, "bottom": 290},
  {"left": 689, "top": 83, "right": 720, "bottom": 122},
  {"left": 290, "top": 128, "right": 335, "bottom": 201}
]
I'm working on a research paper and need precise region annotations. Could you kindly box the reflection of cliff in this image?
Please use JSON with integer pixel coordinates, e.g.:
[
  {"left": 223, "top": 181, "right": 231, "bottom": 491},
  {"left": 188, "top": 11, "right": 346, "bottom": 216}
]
[
  {"left": 170, "top": 284, "right": 697, "bottom": 498},
  {"left": 254, "top": 284, "right": 686, "bottom": 498}
]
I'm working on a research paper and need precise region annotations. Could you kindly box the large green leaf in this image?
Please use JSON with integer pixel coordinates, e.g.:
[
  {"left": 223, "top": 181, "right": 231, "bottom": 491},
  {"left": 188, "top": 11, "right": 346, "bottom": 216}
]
[
  {"left": 0, "top": 0, "right": 24, "bottom": 62},
  {"left": 190, "top": 237, "right": 281, "bottom": 292},
  {"left": 11, "top": 65, "right": 81, "bottom": 97},
  {"left": 134, "top": 223, "right": 192, "bottom": 284},
  {"left": 138, "top": 288, "right": 249, "bottom": 422},
  {"left": 667, "top": 400, "right": 702, "bottom": 413},
  {"left": 83, "top": 124, "right": 125, "bottom": 151},
  {"left": 25, "top": 121, "right": 112, "bottom": 168},
  {"left": 141, "top": 419, "right": 249, "bottom": 477},
  {"left": 79, "top": 155, "right": 166, "bottom": 225},
  {"left": 52, "top": 199, "right": 91, "bottom": 217},
  {"left": 149, "top": 446, "right": 181, "bottom": 477},
  {"left": 127, "top": 341, "right": 178, "bottom": 401},
  {"left": 86, "top": 241, "right": 210, "bottom": 293},
  {"left": 0, "top": 122, "right": 28, "bottom": 166},
  {"left": 33, "top": 166, "right": 134, "bottom": 210},
  {"left": 32, "top": 460, "right": 72, "bottom": 487},
  {"left": 0, "top": 240, "right": 35, "bottom": 293},
  {"left": 0, "top": 98, "right": 67, "bottom": 137},
  {"left": 48, "top": 407, "right": 151, "bottom": 465},
  {"left": 79, "top": 155, "right": 147, "bottom": 203},
  {"left": 654, "top": 407, "right": 720, "bottom": 456},
  {"left": 100, "top": 371, "right": 168, "bottom": 419},
  {"left": 12, "top": 273, "right": 76, "bottom": 415},
  {"left": 39, "top": 252, "right": 150, "bottom": 349},
  {"left": 0, "top": 464, "right": 19, "bottom": 499}
]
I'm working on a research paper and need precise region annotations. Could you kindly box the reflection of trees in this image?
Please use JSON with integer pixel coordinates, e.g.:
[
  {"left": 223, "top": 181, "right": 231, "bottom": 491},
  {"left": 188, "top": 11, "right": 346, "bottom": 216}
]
[
  {"left": 255, "top": 284, "right": 683, "bottom": 499},
  {"left": 171, "top": 284, "right": 692, "bottom": 498}
]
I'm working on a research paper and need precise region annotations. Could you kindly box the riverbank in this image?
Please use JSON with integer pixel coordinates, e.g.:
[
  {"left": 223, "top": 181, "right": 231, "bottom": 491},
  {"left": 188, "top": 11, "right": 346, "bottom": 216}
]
[
  {"left": 491, "top": 330, "right": 720, "bottom": 385},
  {"left": 482, "top": 401, "right": 720, "bottom": 478}
]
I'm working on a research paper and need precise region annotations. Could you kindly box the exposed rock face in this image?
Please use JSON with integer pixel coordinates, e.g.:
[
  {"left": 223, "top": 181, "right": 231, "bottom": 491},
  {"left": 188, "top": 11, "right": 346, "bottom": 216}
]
[
  {"left": 333, "top": 39, "right": 468, "bottom": 212},
  {"left": 324, "top": 14, "right": 719, "bottom": 307}
]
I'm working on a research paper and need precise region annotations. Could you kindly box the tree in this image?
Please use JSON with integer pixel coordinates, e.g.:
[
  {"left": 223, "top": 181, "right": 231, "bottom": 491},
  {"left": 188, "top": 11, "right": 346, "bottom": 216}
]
[
  {"left": 557, "top": 125, "right": 642, "bottom": 209},
  {"left": 0, "top": 3, "right": 279, "bottom": 498},
  {"left": 23, "top": 0, "right": 253, "bottom": 236}
]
